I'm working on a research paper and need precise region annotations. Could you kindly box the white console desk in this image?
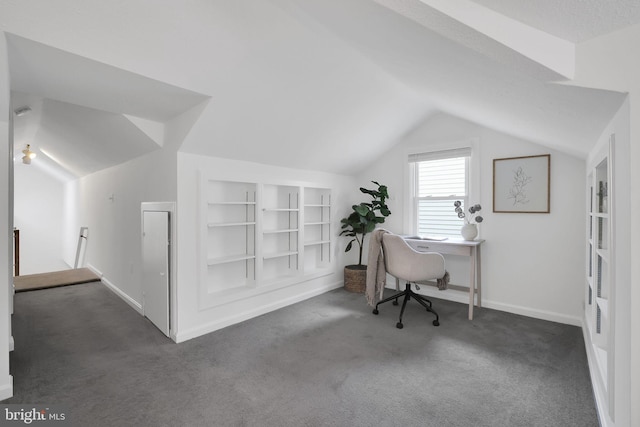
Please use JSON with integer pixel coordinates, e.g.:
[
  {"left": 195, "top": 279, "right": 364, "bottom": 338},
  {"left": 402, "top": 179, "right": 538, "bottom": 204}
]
[{"left": 403, "top": 237, "right": 484, "bottom": 320}]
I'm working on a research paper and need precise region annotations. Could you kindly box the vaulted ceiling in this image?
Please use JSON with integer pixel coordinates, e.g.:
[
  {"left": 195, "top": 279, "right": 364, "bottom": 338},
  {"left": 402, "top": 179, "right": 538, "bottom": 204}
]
[
  {"left": 2, "top": 0, "right": 637, "bottom": 180},
  {"left": 7, "top": 34, "right": 209, "bottom": 180}
]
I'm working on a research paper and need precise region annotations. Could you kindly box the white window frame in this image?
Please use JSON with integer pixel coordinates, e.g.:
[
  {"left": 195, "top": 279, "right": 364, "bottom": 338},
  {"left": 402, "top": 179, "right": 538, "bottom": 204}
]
[{"left": 404, "top": 140, "right": 480, "bottom": 236}]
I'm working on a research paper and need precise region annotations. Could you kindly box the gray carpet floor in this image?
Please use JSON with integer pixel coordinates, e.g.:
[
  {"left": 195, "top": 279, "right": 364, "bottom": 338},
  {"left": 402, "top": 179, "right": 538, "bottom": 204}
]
[{"left": 4, "top": 282, "right": 598, "bottom": 427}]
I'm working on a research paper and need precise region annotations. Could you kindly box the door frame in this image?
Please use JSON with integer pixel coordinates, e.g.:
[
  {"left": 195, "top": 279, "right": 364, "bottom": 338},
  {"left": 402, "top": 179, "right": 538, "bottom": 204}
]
[{"left": 141, "top": 202, "right": 177, "bottom": 341}]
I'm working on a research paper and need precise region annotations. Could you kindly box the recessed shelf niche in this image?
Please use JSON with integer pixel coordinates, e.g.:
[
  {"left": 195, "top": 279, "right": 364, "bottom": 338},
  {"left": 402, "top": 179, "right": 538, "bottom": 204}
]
[
  {"left": 202, "top": 180, "right": 256, "bottom": 293},
  {"left": 303, "top": 187, "right": 331, "bottom": 272},
  {"left": 199, "top": 176, "right": 334, "bottom": 306}
]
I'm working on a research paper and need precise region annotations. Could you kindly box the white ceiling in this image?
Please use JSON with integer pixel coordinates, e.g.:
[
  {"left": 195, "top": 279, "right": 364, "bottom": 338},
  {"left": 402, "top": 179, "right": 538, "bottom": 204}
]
[
  {"left": 12, "top": 92, "right": 166, "bottom": 178},
  {"left": 262, "top": 0, "right": 625, "bottom": 158},
  {"left": 7, "top": 35, "right": 209, "bottom": 180},
  {"left": 471, "top": 0, "right": 640, "bottom": 42},
  {"left": 1, "top": 0, "right": 635, "bottom": 178},
  {"left": 8, "top": 35, "right": 209, "bottom": 122}
]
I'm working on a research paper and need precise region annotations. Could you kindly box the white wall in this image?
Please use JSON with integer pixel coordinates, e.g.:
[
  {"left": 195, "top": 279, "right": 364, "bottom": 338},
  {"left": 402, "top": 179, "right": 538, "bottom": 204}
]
[
  {"left": 66, "top": 155, "right": 167, "bottom": 310},
  {"left": 61, "top": 104, "right": 202, "bottom": 312},
  {"left": 13, "top": 162, "right": 68, "bottom": 274},
  {"left": 175, "top": 152, "right": 356, "bottom": 342},
  {"left": 0, "top": 32, "right": 14, "bottom": 400},
  {"left": 357, "top": 113, "right": 586, "bottom": 325}
]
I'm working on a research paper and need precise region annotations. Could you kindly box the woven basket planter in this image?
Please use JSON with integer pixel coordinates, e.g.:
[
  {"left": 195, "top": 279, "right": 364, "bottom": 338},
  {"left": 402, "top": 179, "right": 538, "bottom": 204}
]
[{"left": 344, "top": 265, "right": 367, "bottom": 293}]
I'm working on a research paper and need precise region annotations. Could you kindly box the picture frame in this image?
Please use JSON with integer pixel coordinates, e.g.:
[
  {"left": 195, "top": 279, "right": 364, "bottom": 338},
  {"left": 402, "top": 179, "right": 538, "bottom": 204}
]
[{"left": 493, "top": 154, "right": 550, "bottom": 213}]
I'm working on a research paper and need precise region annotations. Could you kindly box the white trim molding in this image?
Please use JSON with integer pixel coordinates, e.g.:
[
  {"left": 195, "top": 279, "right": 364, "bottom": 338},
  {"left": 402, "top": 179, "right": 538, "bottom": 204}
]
[{"left": 88, "top": 263, "right": 143, "bottom": 315}]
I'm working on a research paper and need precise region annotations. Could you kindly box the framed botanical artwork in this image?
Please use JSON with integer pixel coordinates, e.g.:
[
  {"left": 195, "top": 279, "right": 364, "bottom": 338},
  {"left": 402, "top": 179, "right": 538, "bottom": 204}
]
[{"left": 493, "top": 154, "right": 550, "bottom": 213}]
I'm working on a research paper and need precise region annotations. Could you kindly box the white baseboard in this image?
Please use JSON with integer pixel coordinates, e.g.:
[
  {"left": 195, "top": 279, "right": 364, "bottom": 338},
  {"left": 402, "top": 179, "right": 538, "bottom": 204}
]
[
  {"left": 101, "top": 277, "right": 143, "bottom": 315},
  {"left": 87, "top": 264, "right": 143, "bottom": 315},
  {"left": 398, "top": 284, "right": 582, "bottom": 326},
  {"left": 85, "top": 263, "right": 102, "bottom": 278},
  {"left": 0, "top": 376, "right": 13, "bottom": 401},
  {"left": 175, "top": 281, "right": 343, "bottom": 343},
  {"left": 481, "top": 300, "right": 582, "bottom": 326}
]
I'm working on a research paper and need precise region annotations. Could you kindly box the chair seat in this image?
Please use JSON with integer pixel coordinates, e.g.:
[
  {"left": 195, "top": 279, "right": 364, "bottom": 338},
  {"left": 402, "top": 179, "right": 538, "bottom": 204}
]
[{"left": 371, "top": 233, "right": 446, "bottom": 328}]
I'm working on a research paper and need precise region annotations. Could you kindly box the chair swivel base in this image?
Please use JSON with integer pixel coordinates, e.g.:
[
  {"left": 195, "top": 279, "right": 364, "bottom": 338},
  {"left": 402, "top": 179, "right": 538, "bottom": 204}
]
[{"left": 372, "top": 282, "right": 440, "bottom": 328}]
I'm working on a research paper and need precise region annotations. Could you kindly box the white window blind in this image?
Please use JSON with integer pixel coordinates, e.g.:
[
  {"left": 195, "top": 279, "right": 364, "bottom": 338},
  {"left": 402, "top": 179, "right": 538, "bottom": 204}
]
[{"left": 410, "top": 148, "right": 470, "bottom": 237}]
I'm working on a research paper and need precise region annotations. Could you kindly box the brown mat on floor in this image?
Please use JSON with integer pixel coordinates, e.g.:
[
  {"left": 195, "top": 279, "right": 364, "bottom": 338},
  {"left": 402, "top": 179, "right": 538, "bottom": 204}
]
[{"left": 14, "top": 268, "right": 101, "bottom": 292}]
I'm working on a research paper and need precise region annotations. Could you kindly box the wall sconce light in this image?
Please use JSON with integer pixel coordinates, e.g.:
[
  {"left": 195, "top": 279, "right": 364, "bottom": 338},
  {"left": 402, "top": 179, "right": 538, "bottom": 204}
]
[
  {"left": 22, "top": 144, "right": 36, "bottom": 164},
  {"left": 14, "top": 106, "right": 32, "bottom": 117}
]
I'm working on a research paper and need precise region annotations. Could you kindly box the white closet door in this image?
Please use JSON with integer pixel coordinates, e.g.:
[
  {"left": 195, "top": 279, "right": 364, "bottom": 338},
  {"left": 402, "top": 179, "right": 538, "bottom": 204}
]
[{"left": 142, "top": 211, "right": 170, "bottom": 336}]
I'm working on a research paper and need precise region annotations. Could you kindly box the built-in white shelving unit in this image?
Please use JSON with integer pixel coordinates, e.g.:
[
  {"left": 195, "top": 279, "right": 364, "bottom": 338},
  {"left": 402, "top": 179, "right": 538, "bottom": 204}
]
[
  {"left": 202, "top": 180, "right": 256, "bottom": 293},
  {"left": 303, "top": 187, "right": 331, "bottom": 272},
  {"left": 199, "top": 176, "right": 333, "bottom": 307},
  {"left": 261, "top": 185, "right": 300, "bottom": 283},
  {"left": 585, "top": 136, "right": 615, "bottom": 421}
]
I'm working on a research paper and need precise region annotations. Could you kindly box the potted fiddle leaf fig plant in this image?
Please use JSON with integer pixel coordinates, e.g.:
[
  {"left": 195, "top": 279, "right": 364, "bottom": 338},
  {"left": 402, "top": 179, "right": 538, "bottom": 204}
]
[{"left": 340, "top": 181, "right": 391, "bottom": 292}]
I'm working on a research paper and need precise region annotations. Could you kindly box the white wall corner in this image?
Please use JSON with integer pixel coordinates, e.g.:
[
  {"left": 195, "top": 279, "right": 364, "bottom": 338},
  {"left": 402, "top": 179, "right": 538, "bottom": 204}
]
[
  {"left": 123, "top": 114, "right": 165, "bottom": 148},
  {"left": 571, "top": 23, "right": 640, "bottom": 92},
  {"left": 88, "top": 264, "right": 143, "bottom": 315}
]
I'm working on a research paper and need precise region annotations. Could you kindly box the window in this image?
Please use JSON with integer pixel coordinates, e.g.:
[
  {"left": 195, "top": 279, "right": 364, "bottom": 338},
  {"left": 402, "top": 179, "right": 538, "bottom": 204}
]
[{"left": 409, "top": 148, "right": 471, "bottom": 237}]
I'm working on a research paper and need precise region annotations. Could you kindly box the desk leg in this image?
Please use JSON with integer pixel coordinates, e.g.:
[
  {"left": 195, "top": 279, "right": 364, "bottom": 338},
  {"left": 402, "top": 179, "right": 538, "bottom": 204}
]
[
  {"left": 476, "top": 246, "right": 482, "bottom": 308},
  {"left": 468, "top": 247, "right": 476, "bottom": 320}
]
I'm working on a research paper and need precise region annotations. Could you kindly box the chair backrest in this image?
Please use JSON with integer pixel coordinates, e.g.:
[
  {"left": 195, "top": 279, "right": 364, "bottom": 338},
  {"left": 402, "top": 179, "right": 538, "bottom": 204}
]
[{"left": 382, "top": 234, "right": 445, "bottom": 283}]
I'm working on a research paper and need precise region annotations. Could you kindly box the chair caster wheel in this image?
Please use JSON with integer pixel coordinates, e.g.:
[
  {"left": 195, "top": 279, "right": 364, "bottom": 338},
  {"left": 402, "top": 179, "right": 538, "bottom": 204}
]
[
  {"left": 396, "top": 322, "right": 403, "bottom": 329},
  {"left": 392, "top": 300, "right": 399, "bottom": 306},
  {"left": 372, "top": 309, "right": 379, "bottom": 315},
  {"left": 433, "top": 320, "right": 440, "bottom": 326}
]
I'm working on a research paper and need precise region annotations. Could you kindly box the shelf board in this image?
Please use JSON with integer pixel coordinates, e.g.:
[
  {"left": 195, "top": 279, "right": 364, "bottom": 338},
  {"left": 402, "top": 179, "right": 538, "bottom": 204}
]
[
  {"left": 263, "top": 251, "right": 298, "bottom": 260},
  {"left": 591, "top": 212, "right": 609, "bottom": 219},
  {"left": 304, "top": 221, "right": 330, "bottom": 226},
  {"left": 263, "top": 208, "right": 299, "bottom": 212},
  {"left": 596, "top": 297, "right": 609, "bottom": 318},
  {"left": 596, "top": 248, "right": 610, "bottom": 263},
  {"left": 304, "top": 204, "right": 331, "bottom": 208},
  {"left": 304, "top": 240, "right": 331, "bottom": 246},
  {"left": 208, "top": 201, "right": 256, "bottom": 205},
  {"left": 207, "top": 254, "right": 256, "bottom": 265},
  {"left": 263, "top": 228, "right": 299, "bottom": 234},
  {"left": 208, "top": 221, "right": 256, "bottom": 228}
]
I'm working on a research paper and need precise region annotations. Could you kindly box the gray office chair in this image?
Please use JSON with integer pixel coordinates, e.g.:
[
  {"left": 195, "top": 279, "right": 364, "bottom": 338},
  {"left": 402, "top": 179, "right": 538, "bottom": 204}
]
[{"left": 373, "top": 233, "right": 445, "bottom": 328}]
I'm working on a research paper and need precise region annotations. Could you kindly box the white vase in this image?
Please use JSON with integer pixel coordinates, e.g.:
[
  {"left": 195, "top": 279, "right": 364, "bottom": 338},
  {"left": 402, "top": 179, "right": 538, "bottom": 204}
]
[{"left": 461, "top": 223, "right": 478, "bottom": 240}]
